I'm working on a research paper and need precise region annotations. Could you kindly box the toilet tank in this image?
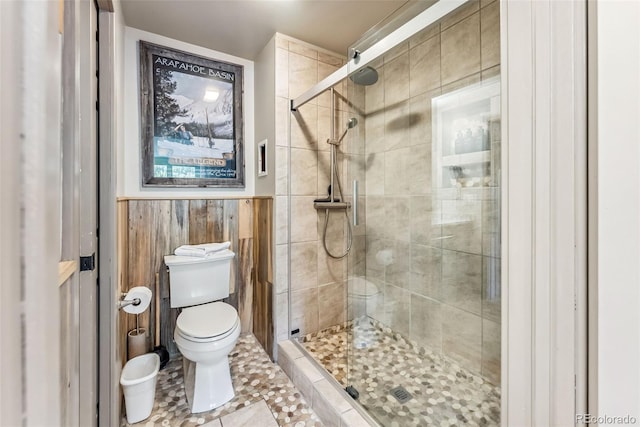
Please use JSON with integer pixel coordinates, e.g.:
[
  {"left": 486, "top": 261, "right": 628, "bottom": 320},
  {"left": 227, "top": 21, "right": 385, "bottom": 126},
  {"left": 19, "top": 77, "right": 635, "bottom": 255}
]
[{"left": 164, "top": 250, "right": 235, "bottom": 308}]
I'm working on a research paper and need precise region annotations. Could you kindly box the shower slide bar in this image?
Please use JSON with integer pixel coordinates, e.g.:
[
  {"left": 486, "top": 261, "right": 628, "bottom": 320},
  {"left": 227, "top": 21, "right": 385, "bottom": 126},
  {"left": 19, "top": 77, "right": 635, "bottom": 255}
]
[{"left": 290, "top": 0, "right": 468, "bottom": 111}]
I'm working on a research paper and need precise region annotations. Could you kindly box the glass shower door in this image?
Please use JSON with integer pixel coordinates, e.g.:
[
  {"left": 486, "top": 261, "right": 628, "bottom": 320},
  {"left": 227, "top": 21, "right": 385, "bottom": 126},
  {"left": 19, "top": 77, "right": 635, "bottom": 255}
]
[{"left": 343, "top": 3, "right": 502, "bottom": 425}]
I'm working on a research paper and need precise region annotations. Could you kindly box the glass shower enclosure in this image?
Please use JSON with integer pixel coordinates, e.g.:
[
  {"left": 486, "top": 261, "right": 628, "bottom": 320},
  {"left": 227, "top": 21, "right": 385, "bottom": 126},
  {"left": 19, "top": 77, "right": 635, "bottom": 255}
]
[{"left": 289, "top": 1, "right": 502, "bottom": 425}]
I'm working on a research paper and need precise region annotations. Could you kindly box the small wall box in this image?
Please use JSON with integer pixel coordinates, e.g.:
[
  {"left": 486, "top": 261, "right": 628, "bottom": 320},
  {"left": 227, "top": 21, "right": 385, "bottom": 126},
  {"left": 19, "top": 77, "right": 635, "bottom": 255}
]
[{"left": 257, "top": 140, "right": 267, "bottom": 177}]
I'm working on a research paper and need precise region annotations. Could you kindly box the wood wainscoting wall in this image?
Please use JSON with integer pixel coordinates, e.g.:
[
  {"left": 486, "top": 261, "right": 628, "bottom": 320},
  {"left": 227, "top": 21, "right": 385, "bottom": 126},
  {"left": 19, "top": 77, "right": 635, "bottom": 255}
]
[{"left": 117, "top": 197, "right": 273, "bottom": 363}]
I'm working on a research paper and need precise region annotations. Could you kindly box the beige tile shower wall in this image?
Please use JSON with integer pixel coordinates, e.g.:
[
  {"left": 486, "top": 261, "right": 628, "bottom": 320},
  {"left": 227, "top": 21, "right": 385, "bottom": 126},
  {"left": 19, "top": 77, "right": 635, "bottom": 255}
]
[
  {"left": 273, "top": 34, "right": 349, "bottom": 341},
  {"left": 362, "top": 0, "right": 501, "bottom": 385}
]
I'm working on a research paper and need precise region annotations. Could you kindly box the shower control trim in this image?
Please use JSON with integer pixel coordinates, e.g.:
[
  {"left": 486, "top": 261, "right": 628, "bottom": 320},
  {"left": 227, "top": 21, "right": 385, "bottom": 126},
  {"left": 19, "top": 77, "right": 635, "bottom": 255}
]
[{"left": 313, "top": 201, "right": 351, "bottom": 210}]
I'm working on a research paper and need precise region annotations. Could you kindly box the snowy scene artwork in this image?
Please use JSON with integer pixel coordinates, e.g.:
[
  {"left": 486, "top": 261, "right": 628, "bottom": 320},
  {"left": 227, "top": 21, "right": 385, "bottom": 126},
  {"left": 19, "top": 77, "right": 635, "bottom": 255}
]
[{"left": 139, "top": 41, "right": 244, "bottom": 187}]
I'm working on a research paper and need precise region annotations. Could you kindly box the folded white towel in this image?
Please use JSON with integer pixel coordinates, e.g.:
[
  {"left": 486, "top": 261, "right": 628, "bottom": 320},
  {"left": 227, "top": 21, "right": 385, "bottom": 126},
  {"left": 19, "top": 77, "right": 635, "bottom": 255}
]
[{"left": 174, "top": 241, "right": 231, "bottom": 257}]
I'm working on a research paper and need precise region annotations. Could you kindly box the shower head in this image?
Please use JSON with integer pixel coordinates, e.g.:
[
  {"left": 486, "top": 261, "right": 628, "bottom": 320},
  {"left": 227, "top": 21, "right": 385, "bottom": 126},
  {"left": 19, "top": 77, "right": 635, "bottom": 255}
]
[
  {"left": 329, "top": 117, "right": 359, "bottom": 146},
  {"left": 349, "top": 66, "right": 379, "bottom": 86}
]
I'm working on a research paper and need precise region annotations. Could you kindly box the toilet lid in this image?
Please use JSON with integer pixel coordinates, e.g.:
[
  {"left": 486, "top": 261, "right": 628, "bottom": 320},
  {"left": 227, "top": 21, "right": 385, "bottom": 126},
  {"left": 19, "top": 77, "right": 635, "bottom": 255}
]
[{"left": 176, "top": 302, "right": 238, "bottom": 339}]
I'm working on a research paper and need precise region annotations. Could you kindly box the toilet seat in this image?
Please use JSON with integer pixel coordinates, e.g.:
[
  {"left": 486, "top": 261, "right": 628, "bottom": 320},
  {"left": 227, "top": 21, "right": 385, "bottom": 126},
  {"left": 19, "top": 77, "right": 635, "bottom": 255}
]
[{"left": 176, "top": 302, "right": 239, "bottom": 342}]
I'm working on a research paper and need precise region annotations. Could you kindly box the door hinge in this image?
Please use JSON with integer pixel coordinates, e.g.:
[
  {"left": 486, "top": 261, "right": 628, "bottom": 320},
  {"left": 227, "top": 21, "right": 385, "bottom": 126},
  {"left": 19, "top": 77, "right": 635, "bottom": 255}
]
[{"left": 80, "top": 253, "right": 96, "bottom": 272}]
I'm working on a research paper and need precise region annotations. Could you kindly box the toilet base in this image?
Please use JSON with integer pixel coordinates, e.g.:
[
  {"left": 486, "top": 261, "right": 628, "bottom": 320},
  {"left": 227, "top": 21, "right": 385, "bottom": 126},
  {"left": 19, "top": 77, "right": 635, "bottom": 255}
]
[{"left": 183, "top": 356, "right": 234, "bottom": 413}]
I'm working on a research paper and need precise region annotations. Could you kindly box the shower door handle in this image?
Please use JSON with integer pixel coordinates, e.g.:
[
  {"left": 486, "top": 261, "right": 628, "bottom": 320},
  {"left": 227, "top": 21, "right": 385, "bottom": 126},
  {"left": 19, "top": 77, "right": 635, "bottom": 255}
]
[{"left": 352, "top": 180, "right": 359, "bottom": 226}]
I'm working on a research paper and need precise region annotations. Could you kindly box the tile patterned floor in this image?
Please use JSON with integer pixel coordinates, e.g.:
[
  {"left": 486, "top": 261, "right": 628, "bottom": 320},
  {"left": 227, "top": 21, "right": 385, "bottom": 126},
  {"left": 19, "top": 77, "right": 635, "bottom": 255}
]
[
  {"left": 301, "top": 319, "right": 501, "bottom": 427},
  {"left": 121, "top": 334, "right": 323, "bottom": 427}
]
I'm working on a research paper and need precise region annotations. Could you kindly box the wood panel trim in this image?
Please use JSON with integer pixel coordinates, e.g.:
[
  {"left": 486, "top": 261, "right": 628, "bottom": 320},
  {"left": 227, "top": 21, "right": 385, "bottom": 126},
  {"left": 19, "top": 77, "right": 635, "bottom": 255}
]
[
  {"left": 117, "top": 196, "right": 274, "bottom": 202},
  {"left": 58, "top": 260, "right": 77, "bottom": 287}
]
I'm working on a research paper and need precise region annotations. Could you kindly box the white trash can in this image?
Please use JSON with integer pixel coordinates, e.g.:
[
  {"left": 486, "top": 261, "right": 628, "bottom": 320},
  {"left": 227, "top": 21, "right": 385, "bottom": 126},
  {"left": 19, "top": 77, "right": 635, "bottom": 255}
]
[{"left": 120, "top": 353, "right": 160, "bottom": 424}]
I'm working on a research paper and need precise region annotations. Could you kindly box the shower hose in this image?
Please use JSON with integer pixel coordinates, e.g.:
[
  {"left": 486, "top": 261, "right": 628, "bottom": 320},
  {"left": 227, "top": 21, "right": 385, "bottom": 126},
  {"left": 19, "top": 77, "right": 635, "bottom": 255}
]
[{"left": 322, "top": 159, "right": 353, "bottom": 259}]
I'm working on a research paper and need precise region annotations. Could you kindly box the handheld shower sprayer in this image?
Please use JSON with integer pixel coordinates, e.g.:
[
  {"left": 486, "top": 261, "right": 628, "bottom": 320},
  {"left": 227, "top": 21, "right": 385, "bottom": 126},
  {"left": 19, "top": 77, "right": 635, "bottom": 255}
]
[{"left": 327, "top": 117, "right": 358, "bottom": 146}]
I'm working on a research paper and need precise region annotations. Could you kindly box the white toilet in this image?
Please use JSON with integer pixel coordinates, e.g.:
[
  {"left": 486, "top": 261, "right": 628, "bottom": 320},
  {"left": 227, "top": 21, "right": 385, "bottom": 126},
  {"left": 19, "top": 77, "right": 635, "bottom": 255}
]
[
  {"left": 348, "top": 276, "right": 381, "bottom": 349},
  {"left": 164, "top": 249, "right": 240, "bottom": 414}
]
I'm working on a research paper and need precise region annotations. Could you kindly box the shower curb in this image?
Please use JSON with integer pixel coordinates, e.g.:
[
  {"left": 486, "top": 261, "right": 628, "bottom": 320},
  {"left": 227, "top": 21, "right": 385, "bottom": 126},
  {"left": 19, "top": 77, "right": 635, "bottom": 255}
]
[{"left": 277, "top": 340, "right": 375, "bottom": 427}]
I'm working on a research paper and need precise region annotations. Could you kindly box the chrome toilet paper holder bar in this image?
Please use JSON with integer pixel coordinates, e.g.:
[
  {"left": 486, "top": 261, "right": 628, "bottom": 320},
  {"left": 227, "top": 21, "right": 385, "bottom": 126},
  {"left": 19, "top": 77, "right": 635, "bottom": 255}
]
[{"left": 118, "top": 295, "right": 141, "bottom": 310}]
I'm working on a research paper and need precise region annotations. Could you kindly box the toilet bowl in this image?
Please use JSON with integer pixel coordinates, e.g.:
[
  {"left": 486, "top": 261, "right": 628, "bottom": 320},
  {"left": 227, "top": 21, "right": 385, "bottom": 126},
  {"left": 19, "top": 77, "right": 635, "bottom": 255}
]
[
  {"left": 174, "top": 302, "right": 241, "bottom": 413},
  {"left": 348, "top": 276, "right": 381, "bottom": 349},
  {"left": 348, "top": 276, "right": 381, "bottom": 321},
  {"left": 164, "top": 249, "right": 239, "bottom": 414}
]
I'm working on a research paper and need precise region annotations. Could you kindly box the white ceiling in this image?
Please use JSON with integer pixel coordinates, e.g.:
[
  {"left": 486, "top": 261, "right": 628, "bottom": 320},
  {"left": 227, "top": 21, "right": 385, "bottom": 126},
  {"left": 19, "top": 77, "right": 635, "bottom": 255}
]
[{"left": 120, "top": 0, "right": 408, "bottom": 59}]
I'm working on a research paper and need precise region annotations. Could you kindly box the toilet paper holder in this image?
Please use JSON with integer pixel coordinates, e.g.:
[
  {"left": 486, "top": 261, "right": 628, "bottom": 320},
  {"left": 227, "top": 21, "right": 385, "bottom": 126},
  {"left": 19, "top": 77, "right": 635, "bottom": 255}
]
[{"left": 118, "top": 294, "right": 141, "bottom": 310}]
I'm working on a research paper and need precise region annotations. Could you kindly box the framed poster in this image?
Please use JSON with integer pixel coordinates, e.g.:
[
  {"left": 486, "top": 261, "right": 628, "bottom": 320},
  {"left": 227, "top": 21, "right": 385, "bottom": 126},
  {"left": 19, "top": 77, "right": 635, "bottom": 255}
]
[{"left": 139, "top": 41, "right": 244, "bottom": 187}]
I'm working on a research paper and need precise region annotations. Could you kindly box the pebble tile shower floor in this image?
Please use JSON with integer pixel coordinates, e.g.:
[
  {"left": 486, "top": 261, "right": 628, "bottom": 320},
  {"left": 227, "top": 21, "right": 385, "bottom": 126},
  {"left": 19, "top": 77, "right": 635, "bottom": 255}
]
[
  {"left": 301, "top": 320, "right": 501, "bottom": 427},
  {"left": 121, "top": 334, "right": 323, "bottom": 427}
]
